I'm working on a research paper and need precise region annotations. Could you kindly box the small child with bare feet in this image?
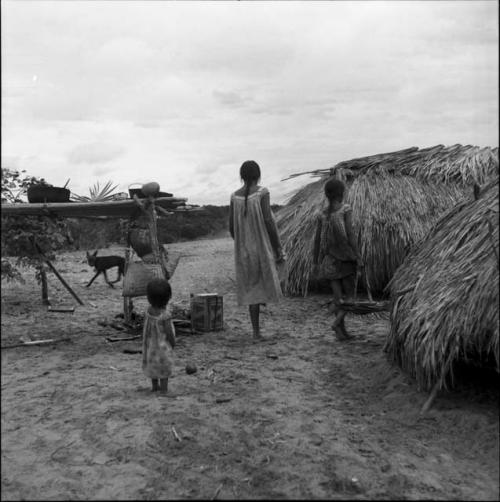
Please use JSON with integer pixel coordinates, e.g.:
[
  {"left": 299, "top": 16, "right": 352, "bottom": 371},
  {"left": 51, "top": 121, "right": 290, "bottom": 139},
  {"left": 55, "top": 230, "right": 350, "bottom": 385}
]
[{"left": 143, "top": 278, "right": 175, "bottom": 393}]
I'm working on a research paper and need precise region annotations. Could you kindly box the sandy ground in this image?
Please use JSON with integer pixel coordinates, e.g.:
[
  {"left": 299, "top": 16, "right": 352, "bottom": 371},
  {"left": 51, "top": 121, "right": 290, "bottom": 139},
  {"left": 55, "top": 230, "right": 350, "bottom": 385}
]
[{"left": 1, "top": 237, "right": 499, "bottom": 500}]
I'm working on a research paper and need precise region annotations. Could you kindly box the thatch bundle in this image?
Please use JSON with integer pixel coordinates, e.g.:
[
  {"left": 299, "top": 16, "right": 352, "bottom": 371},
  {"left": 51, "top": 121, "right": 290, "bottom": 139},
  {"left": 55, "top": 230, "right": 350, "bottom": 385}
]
[
  {"left": 277, "top": 144, "right": 499, "bottom": 295},
  {"left": 385, "top": 179, "right": 499, "bottom": 391}
]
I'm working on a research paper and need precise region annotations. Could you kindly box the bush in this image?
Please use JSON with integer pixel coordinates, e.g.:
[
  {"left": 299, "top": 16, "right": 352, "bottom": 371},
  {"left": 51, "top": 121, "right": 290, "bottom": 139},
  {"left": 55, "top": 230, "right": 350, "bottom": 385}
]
[
  {"left": 66, "top": 218, "right": 128, "bottom": 250},
  {"left": 1, "top": 168, "right": 71, "bottom": 283}
]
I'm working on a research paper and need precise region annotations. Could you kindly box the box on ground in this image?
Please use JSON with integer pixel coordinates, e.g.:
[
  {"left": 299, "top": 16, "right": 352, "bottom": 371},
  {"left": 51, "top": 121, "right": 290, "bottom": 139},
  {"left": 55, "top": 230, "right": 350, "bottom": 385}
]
[{"left": 190, "top": 293, "right": 223, "bottom": 332}]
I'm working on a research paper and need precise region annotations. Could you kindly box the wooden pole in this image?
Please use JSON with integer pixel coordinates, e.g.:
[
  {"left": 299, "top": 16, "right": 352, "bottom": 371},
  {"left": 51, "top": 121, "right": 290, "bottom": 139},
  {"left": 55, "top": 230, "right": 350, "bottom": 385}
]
[
  {"left": 43, "top": 257, "right": 85, "bottom": 306},
  {"left": 34, "top": 242, "right": 84, "bottom": 306},
  {"left": 1, "top": 338, "right": 70, "bottom": 349},
  {"left": 39, "top": 263, "right": 50, "bottom": 305},
  {"left": 145, "top": 196, "right": 168, "bottom": 279},
  {"left": 123, "top": 246, "right": 133, "bottom": 324},
  {"left": 147, "top": 198, "right": 160, "bottom": 261}
]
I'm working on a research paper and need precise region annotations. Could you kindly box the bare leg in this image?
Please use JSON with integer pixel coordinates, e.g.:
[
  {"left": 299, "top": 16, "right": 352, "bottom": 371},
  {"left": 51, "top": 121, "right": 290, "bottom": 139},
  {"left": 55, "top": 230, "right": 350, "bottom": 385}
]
[
  {"left": 330, "top": 280, "right": 344, "bottom": 326},
  {"left": 151, "top": 379, "right": 159, "bottom": 392},
  {"left": 338, "top": 274, "right": 356, "bottom": 339},
  {"left": 341, "top": 274, "right": 356, "bottom": 301},
  {"left": 249, "top": 304, "right": 261, "bottom": 339},
  {"left": 159, "top": 378, "right": 168, "bottom": 393},
  {"left": 330, "top": 279, "right": 351, "bottom": 339}
]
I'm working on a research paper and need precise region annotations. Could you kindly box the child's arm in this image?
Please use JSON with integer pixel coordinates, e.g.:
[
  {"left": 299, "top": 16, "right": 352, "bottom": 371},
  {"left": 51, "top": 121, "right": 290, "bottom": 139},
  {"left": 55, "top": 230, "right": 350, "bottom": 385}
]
[
  {"left": 344, "top": 210, "right": 361, "bottom": 263},
  {"left": 313, "top": 216, "right": 322, "bottom": 265},
  {"left": 260, "top": 190, "right": 284, "bottom": 261},
  {"left": 229, "top": 197, "right": 235, "bottom": 239},
  {"left": 163, "top": 318, "right": 176, "bottom": 348}
]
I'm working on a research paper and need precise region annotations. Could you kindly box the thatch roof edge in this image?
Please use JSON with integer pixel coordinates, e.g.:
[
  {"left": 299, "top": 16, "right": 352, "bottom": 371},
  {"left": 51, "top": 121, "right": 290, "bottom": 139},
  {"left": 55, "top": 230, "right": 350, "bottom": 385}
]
[{"left": 282, "top": 144, "right": 499, "bottom": 186}]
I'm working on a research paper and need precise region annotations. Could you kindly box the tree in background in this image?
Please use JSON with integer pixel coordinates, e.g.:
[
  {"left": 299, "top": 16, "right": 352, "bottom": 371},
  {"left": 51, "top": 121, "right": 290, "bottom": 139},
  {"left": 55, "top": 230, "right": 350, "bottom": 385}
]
[{"left": 1, "top": 168, "right": 70, "bottom": 302}]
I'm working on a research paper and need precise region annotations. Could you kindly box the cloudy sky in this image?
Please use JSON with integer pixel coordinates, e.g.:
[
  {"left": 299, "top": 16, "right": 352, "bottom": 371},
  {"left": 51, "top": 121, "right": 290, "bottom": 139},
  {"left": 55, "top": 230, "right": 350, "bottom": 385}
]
[{"left": 1, "top": 1, "right": 498, "bottom": 205}]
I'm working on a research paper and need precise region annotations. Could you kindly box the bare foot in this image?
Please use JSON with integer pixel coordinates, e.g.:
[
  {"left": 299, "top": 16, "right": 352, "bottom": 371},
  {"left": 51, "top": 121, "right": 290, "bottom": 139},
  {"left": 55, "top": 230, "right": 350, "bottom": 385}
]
[
  {"left": 159, "top": 390, "right": 179, "bottom": 398},
  {"left": 331, "top": 314, "right": 342, "bottom": 329},
  {"left": 335, "top": 322, "right": 353, "bottom": 341},
  {"left": 253, "top": 332, "right": 270, "bottom": 342}
]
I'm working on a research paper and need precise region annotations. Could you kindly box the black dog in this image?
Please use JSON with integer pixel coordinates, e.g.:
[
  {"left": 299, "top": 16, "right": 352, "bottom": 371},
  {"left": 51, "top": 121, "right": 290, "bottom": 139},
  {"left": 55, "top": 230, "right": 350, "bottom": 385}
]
[{"left": 86, "top": 250, "right": 125, "bottom": 288}]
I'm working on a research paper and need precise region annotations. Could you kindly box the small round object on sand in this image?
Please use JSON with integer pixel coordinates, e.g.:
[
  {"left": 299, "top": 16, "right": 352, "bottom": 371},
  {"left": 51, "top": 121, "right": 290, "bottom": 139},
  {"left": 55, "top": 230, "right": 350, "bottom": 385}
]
[{"left": 185, "top": 363, "right": 197, "bottom": 375}]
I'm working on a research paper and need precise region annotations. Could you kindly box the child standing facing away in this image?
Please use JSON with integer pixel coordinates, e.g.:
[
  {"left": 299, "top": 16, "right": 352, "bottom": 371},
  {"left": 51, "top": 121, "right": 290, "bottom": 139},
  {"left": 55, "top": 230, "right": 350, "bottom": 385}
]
[
  {"left": 229, "top": 160, "right": 285, "bottom": 340},
  {"left": 143, "top": 278, "right": 175, "bottom": 393},
  {"left": 313, "top": 178, "right": 362, "bottom": 340}
]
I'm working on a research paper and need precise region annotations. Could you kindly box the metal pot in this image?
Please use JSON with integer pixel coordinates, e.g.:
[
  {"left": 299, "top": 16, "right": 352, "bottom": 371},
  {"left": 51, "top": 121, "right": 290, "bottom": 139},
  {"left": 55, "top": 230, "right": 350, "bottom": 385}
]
[{"left": 27, "top": 185, "right": 71, "bottom": 203}]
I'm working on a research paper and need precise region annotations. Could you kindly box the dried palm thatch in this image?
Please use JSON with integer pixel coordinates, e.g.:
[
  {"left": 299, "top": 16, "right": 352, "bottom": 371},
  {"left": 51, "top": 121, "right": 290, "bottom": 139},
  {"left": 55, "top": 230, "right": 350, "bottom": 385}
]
[
  {"left": 385, "top": 178, "right": 499, "bottom": 391},
  {"left": 277, "top": 144, "right": 499, "bottom": 295}
]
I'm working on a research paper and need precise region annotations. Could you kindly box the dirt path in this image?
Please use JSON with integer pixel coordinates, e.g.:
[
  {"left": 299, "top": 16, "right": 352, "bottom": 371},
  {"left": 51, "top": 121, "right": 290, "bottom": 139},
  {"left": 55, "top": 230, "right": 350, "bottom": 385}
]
[{"left": 1, "top": 237, "right": 498, "bottom": 500}]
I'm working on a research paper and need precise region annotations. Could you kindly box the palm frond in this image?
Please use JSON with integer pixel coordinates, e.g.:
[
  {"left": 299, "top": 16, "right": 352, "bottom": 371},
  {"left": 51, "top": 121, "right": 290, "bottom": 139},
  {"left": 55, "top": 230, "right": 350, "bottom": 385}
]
[{"left": 70, "top": 180, "right": 119, "bottom": 202}]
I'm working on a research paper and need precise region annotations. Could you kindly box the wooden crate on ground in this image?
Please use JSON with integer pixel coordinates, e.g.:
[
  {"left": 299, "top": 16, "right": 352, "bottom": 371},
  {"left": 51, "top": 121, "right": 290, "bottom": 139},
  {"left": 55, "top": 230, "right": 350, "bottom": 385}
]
[{"left": 190, "top": 294, "right": 223, "bottom": 332}]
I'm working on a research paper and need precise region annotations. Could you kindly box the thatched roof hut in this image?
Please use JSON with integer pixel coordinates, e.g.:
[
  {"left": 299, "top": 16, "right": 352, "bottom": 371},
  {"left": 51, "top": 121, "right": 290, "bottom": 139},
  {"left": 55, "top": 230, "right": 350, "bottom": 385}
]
[
  {"left": 385, "top": 178, "right": 499, "bottom": 391},
  {"left": 277, "top": 144, "right": 499, "bottom": 295}
]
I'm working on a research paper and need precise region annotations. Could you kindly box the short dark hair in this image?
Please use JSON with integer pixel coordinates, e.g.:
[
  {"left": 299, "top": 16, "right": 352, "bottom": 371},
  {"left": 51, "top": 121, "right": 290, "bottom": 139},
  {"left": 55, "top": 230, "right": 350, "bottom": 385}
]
[
  {"left": 146, "top": 278, "right": 172, "bottom": 308},
  {"left": 240, "top": 160, "right": 261, "bottom": 184},
  {"left": 324, "top": 178, "right": 345, "bottom": 202}
]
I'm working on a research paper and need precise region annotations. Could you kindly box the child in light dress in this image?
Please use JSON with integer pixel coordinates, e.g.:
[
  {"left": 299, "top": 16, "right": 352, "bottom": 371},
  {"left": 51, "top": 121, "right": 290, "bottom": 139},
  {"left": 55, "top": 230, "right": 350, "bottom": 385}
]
[
  {"left": 229, "top": 160, "right": 285, "bottom": 340},
  {"left": 142, "top": 278, "right": 175, "bottom": 392}
]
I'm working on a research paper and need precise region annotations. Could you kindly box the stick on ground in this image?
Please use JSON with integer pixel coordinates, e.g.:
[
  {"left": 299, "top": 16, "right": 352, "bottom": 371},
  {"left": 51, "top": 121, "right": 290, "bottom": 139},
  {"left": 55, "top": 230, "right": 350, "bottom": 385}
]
[
  {"left": 419, "top": 381, "right": 440, "bottom": 415},
  {"left": 1, "top": 338, "right": 70, "bottom": 349},
  {"left": 211, "top": 483, "right": 224, "bottom": 501},
  {"left": 171, "top": 426, "right": 181, "bottom": 442},
  {"left": 105, "top": 335, "right": 141, "bottom": 343}
]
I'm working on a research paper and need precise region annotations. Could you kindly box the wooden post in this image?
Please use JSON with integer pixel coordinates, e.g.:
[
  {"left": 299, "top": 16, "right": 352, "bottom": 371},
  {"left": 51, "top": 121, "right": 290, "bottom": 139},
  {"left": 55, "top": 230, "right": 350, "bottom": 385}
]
[
  {"left": 147, "top": 198, "right": 160, "bottom": 260},
  {"left": 39, "top": 263, "right": 50, "bottom": 305},
  {"left": 43, "top": 257, "right": 85, "bottom": 306},
  {"left": 34, "top": 241, "right": 84, "bottom": 306},
  {"left": 123, "top": 246, "right": 133, "bottom": 324},
  {"left": 124, "top": 195, "right": 168, "bottom": 325}
]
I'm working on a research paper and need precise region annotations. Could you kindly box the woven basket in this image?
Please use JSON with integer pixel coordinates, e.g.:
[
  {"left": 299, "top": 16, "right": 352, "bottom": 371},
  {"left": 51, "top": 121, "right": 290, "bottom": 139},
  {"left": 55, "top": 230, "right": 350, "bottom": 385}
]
[
  {"left": 129, "top": 228, "right": 152, "bottom": 257},
  {"left": 122, "top": 262, "right": 165, "bottom": 297},
  {"left": 141, "top": 249, "right": 182, "bottom": 279},
  {"left": 340, "top": 300, "right": 390, "bottom": 314}
]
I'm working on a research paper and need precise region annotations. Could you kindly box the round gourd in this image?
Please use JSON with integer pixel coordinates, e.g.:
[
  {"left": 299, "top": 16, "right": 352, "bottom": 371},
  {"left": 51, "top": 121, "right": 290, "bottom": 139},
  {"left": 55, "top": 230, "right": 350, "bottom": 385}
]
[
  {"left": 141, "top": 182, "right": 160, "bottom": 197},
  {"left": 185, "top": 363, "right": 197, "bottom": 375}
]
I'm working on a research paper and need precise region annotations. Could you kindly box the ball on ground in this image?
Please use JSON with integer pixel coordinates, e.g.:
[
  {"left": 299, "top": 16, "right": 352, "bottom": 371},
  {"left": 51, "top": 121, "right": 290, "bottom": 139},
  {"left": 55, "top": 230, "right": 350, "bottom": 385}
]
[{"left": 185, "top": 363, "right": 197, "bottom": 375}]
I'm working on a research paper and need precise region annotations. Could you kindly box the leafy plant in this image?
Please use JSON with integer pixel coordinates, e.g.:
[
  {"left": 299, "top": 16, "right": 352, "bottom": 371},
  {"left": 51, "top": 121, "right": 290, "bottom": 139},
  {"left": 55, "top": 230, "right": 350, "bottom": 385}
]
[
  {"left": 1, "top": 168, "right": 70, "bottom": 286},
  {"left": 1, "top": 168, "right": 52, "bottom": 203},
  {"left": 71, "top": 180, "right": 119, "bottom": 202},
  {"left": 1, "top": 258, "right": 25, "bottom": 283}
]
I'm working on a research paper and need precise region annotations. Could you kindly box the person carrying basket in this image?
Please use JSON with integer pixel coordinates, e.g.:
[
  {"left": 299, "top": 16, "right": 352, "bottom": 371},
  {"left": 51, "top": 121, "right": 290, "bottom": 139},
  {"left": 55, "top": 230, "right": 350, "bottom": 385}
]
[{"left": 312, "top": 178, "right": 363, "bottom": 340}]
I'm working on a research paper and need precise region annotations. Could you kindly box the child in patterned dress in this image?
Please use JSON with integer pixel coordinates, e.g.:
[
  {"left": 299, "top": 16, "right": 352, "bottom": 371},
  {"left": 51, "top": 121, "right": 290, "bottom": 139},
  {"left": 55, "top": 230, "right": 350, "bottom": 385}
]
[
  {"left": 313, "top": 178, "right": 362, "bottom": 340},
  {"left": 143, "top": 278, "right": 175, "bottom": 392}
]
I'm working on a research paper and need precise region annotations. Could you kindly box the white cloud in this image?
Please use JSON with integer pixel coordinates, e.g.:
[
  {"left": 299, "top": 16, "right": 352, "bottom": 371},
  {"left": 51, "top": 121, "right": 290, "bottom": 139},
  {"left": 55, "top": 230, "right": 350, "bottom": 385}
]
[
  {"left": 67, "top": 142, "right": 125, "bottom": 165},
  {"left": 1, "top": 1, "right": 497, "bottom": 206}
]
